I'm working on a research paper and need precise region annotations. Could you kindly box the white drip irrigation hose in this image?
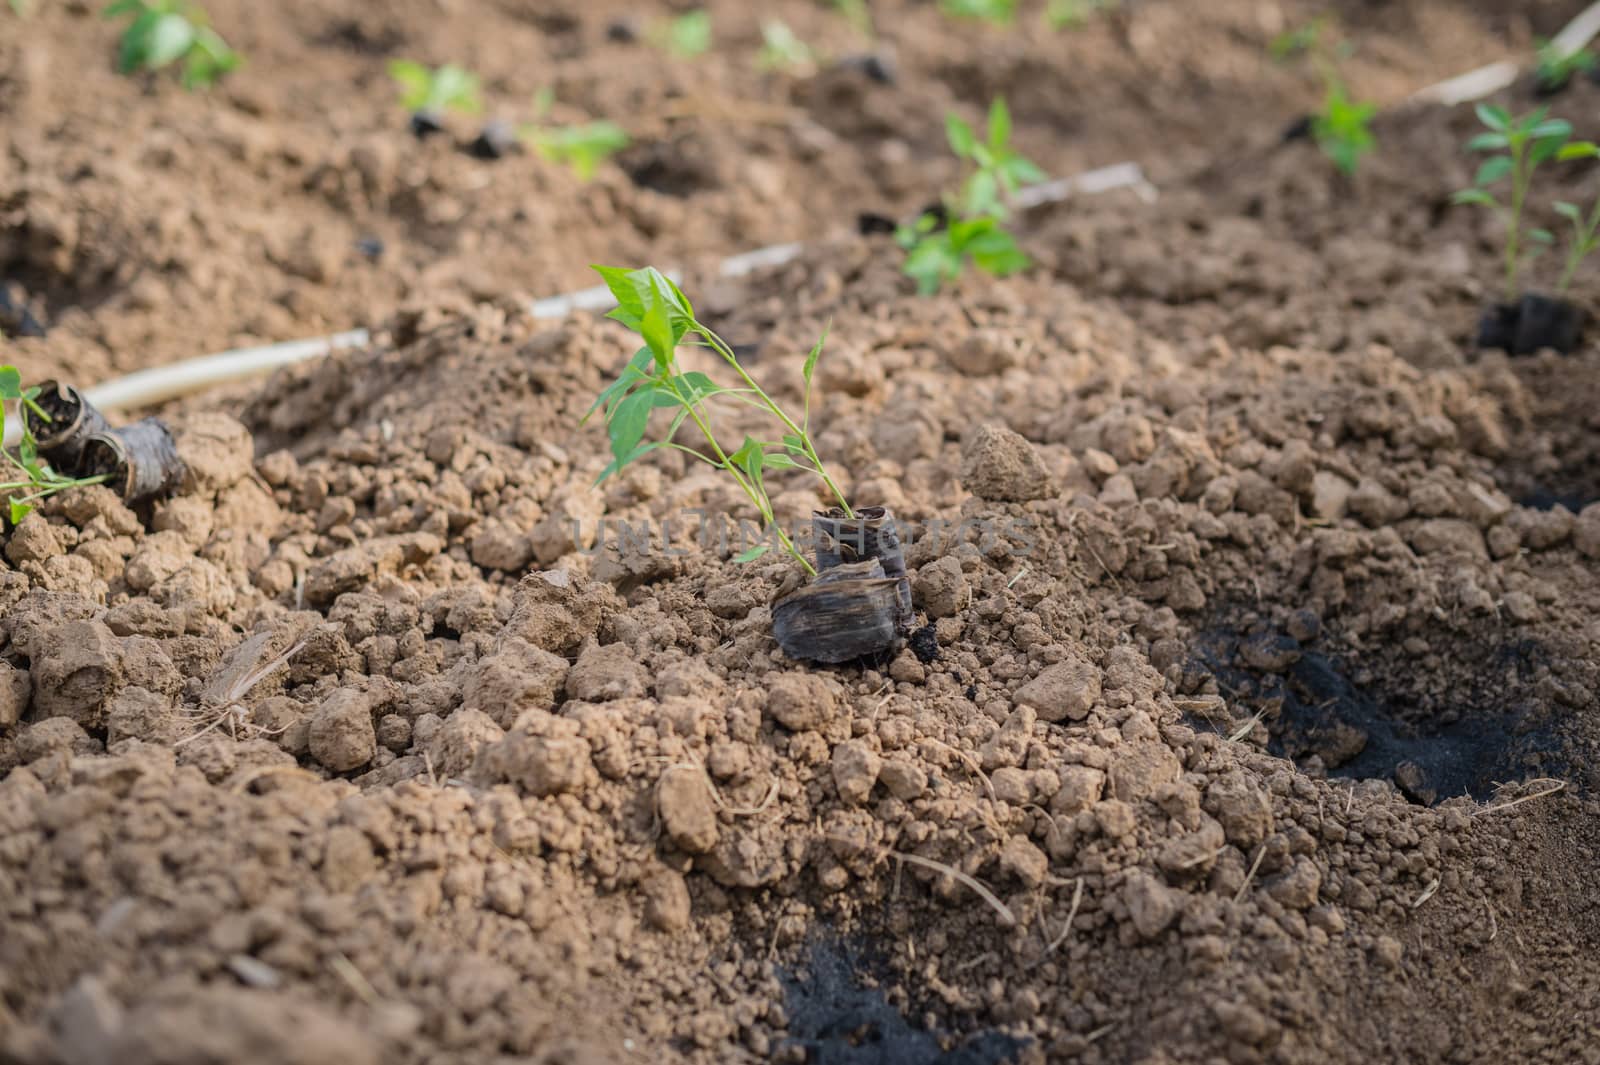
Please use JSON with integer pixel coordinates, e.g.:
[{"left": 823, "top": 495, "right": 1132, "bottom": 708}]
[
  {"left": 70, "top": 0, "right": 1600, "bottom": 415},
  {"left": 81, "top": 160, "right": 1151, "bottom": 414}
]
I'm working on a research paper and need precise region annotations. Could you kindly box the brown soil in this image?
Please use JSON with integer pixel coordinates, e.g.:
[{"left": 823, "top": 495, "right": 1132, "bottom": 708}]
[
  {"left": 0, "top": 0, "right": 1578, "bottom": 382},
  {"left": 6, "top": 2, "right": 1600, "bottom": 1064}
]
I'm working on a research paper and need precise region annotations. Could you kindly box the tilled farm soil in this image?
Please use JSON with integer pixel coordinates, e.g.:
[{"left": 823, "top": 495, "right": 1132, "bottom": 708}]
[
  {"left": 0, "top": 0, "right": 1581, "bottom": 380},
  {"left": 6, "top": 2, "right": 1600, "bottom": 1065}
]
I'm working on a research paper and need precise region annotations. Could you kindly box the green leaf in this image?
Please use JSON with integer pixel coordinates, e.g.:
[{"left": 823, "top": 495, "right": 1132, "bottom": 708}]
[
  {"left": 1532, "top": 134, "right": 1572, "bottom": 165},
  {"left": 763, "top": 452, "right": 802, "bottom": 470},
  {"left": 607, "top": 390, "right": 654, "bottom": 464},
  {"left": 1558, "top": 141, "right": 1600, "bottom": 161},
  {"left": 945, "top": 113, "right": 978, "bottom": 158},
  {"left": 592, "top": 264, "right": 648, "bottom": 328},
  {"left": 594, "top": 442, "right": 658, "bottom": 486},
  {"left": 1475, "top": 104, "right": 1511, "bottom": 132},
  {"left": 802, "top": 325, "right": 828, "bottom": 388},
  {"left": 1450, "top": 188, "right": 1496, "bottom": 207},
  {"left": 734, "top": 544, "right": 770, "bottom": 563},
  {"left": 0, "top": 366, "right": 23, "bottom": 400},
  {"left": 103, "top": 0, "right": 145, "bottom": 17},
  {"left": 8, "top": 499, "right": 30, "bottom": 525},
  {"left": 639, "top": 277, "right": 676, "bottom": 371},
  {"left": 117, "top": 8, "right": 161, "bottom": 72},
  {"left": 1474, "top": 156, "right": 1513, "bottom": 187},
  {"left": 1467, "top": 132, "right": 1509, "bottom": 152},
  {"left": 1529, "top": 228, "right": 1554, "bottom": 245},
  {"left": 987, "top": 97, "right": 1011, "bottom": 152},
  {"left": 783, "top": 435, "right": 806, "bottom": 452},
  {"left": 144, "top": 12, "right": 195, "bottom": 68},
  {"left": 1530, "top": 119, "right": 1573, "bottom": 141},
  {"left": 1556, "top": 201, "right": 1584, "bottom": 223}
]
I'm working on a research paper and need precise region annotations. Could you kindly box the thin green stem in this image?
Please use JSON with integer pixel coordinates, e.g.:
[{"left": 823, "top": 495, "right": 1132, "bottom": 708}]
[
  {"left": 693, "top": 323, "right": 854, "bottom": 518},
  {"left": 663, "top": 374, "right": 816, "bottom": 576},
  {"left": 1507, "top": 143, "right": 1529, "bottom": 303}
]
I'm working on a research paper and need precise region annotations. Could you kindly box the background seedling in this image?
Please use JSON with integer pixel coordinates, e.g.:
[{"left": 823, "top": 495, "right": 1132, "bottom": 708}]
[
  {"left": 1268, "top": 16, "right": 1328, "bottom": 61},
  {"left": 1535, "top": 39, "right": 1596, "bottom": 94},
  {"left": 520, "top": 90, "right": 629, "bottom": 180},
  {"left": 1045, "top": 0, "right": 1119, "bottom": 30},
  {"left": 830, "top": 0, "right": 874, "bottom": 39},
  {"left": 388, "top": 60, "right": 482, "bottom": 126},
  {"left": 1453, "top": 105, "right": 1595, "bottom": 301},
  {"left": 758, "top": 20, "right": 814, "bottom": 73},
  {"left": 939, "top": 0, "right": 1016, "bottom": 25},
  {"left": 103, "top": 0, "right": 239, "bottom": 89},
  {"left": 896, "top": 97, "right": 1042, "bottom": 294},
  {"left": 653, "top": 10, "right": 711, "bottom": 58},
  {"left": 0, "top": 368, "right": 107, "bottom": 522},
  {"left": 583, "top": 265, "right": 853, "bottom": 573},
  {"left": 1311, "top": 76, "right": 1376, "bottom": 176},
  {"left": 7, "top": 0, "right": 34, "bottom": 16}
]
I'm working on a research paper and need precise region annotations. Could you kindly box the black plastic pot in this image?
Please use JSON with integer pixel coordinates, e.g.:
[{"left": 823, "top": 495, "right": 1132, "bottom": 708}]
[
  {"left": 835, "top": 51, "right": 896, "bottom": 86},
  {"left": 80, "top": 418, "right": 186, "bottom": 505},
  {"left": 23, "top": 381, "right": 112, "bottom": 472},
  {"left": 1476, "top": 293, "right": 1584, "bottom": 356}
]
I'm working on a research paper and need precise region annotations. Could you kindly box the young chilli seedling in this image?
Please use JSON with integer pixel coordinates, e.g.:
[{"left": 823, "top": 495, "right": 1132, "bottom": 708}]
[
  {"left": 1311, "top": 76, "right": 1376, "bottom": 176},
  {"left": 1045, "top": 0, "right": 1119, "bottom": 31},
  {"left": 520, "top": 91, "right": 629, "bottom": 180},
  {"left": 653, "top": 10, "right": 712, "bottom": 58},
  {"left": 1452, "top": 105, "right": 1595, "bottom": 303},
  {"left": 388, "top": 60, "right": 482, "bottom": 128},
  {"left": 1535, "top": 39, "right": 1596, "bottom": 94},
  {"left": 583, "top": 266, "right": 853, "bottom": 574},
  {"left": 103, "top": 0, "right": 240, "bottom": 89},
  {"left": 0, "top": 367, "right": 108, "bottom": 522},
  {"left": 939, "top": 0, "right": 1017, "bottom": 26},
  {"left": 758, "top": 20, "right": 814, "bottom": 73},
  {"left": 896, "top": 97, "right": 1043, "bottom": 294}
]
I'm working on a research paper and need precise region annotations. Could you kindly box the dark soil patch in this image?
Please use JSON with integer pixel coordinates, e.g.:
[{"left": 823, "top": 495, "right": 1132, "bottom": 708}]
[
  {"left": 779, "top": 939, "right": 1026, "bottom": 1065},
  {"left": 1187, "top": 622, "right": 1567, "bottom": 804}
]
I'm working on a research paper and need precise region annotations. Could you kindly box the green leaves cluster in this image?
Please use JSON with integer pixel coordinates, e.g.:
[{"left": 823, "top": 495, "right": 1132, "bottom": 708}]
[
  {"left": 938, "top": 0, "right": 1017, "bottom": 25},
  {"left": 583, "top": 266, "right": 853, "bottom": 573},
  {"left": 103, "top": 0, "right": 239, "bottom": 90},
  {"left": 520, "top": 91, "right": 628, "bottom": 180},
  {"left": 758, "top": 20, "right": 814, "bottom": 73},
  {"left": 1535, "top": 39, "right": 1596, "bottom": 94},
  {"left": 388, "top": 60, "right": 482, "bottom": 117},
  {"left": 1453, "top": 105, "right": 1600, "bottom": 300},
  {"left": 896, "top": 97, "right": 1042, "bottom": 295},
  {"left": 1045, "top": 0, "right": 1119, "bottom": 30},
  {"left": 653, "top": 10, "right": 711, "bottom": 58},
  {"left": 1311, "top": 77, "right": 1376, "bottom": 176},
  {"left": 0, "top": 368, "right": 107, "bottom": 524}
]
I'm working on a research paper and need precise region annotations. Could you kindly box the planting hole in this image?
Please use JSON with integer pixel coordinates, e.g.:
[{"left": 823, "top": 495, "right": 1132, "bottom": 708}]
[
  {"left": 1183, "top": 616, "right": 1566, "bottom": 804},
  {"left": 779, "top": 938, "right": 1026, "bottom": 1065}
]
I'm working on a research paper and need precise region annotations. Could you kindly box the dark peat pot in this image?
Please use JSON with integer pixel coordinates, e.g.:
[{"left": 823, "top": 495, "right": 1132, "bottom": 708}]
[
  {"left": 23, "top": 380, "right": 112, "bottom": 472},
  {"left": 773, "top": 506, "right": 918, "bottom": 664},
  {"left": 81, "top": 418, "right": 187, "bottom": 505},
  {"left": 1476, "top": 293, "right": 1584, "bottom": 356},
  {"left": 409, "top": 109, "right": 446, "bottom": 139},
  {"left": 467, "top": 119, "right": 520, "bottom": 160}
]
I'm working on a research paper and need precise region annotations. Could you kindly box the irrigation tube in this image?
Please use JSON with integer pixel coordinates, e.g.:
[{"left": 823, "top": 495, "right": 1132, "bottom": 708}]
[
  {"left": 81, "top": 160, "right": 1151, "bottom": 413},
  {"left": 76, "top": 0, "right": 1600, "bottom": 414}
]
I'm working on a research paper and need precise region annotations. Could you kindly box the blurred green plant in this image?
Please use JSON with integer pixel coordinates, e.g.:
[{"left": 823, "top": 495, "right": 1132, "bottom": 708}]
[
  {"left": 1453, "top": 105, "right": 1598, "bottom": 300},
  {"left": 103, "top": 0, "right": 240, "bottom": 89},
  {"left": 653, "top": 10, "right": 711, "bottom": 58},
  {"left": 1535, "top": 39, "right": 1596, "bottom": 93},
  {"left": 1312, "top": 77, "right": 1376, "bottom": 176},
  {"left": 759, "top": 20, "right": 814, "bottom": 72},
  {"left": 520, "top": 90, "right": 629, "bottom": 180},
  {"left": 388, "top": 60, "right": 482, "bottom": 117},
  {"left": 829, "top": 0, "right": 874, "bottom": 38},
  {"left": 896, "top": 98, "right": 1043, "bottom": 294},
  {"left": 938, "top": 0, "right": 1016, "bottom": 26},
  {"left": 1045, "top": 0, "right": 1118, "bottom": 30}
]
